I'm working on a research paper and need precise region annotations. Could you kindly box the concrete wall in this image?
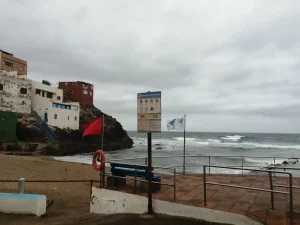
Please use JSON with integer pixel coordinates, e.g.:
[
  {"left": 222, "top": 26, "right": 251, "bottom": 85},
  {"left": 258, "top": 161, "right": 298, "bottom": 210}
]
[
  {"left": 90, "top": 188, "right": 261, "bottom": 225},
  {"left": 0, "top": 193, "right": 46, "bottom": 217},
  {"left": 58, "top": 81, "right": 94, "bottom": 106},
  {"left": 48, "top": 102, "right": 80, "bottom": 130},
  {"left": 0, "top": 70, "right": 32, "bottom": 114}
]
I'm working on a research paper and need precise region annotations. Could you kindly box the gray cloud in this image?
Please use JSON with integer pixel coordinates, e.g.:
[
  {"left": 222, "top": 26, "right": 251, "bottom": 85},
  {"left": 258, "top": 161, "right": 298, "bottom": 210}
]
[{"left": 1, "top": 0, "right": 300, "bottom": 132}]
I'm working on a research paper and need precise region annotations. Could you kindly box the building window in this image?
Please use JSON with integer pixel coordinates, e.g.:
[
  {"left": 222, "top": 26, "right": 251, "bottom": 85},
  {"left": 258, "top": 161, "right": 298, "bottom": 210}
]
[
  {"left": 20, "top": 88, "right": 27, "bottom": 94},
  {"left": 46, "top": 92, "right": 53, "bottom": 99},
  {"left": 65, "top": 82, "right": 68, "bottom": 85},
  {"left": 3, "top": 60, "right": 13, "bottom": 67},
  {"left": 73, "top": 106, "right": 78, "bottom": 111},
  {"left": 68, "top": 116, "right": 69, "bottom": 120},
  {"left": 54, "top": 114, "right": 57, "bottom": 119},
  {"left": 75, "top": 116, "right": 77, "bottom": 121},
  {"left": 22, "top": 101, "right": 25, "bottom": 105},
  {"left": 35, "top": 89, "right": 41, "bottom": 95},
  {"left": 91, "top": 85, "right": 93, "bottom": 89},
  {"left": 20, "top": 66, "right": 24, "bottom": 71},
  {"left": 42, "top": 91, "right": 45, "bottom": 97},
  {"left": 69, "top": 89, "right": 73, "bottom": 93},
  {"left": 0, "top": 84, "right": 3, "bottom": 91},
  {"left": 83, "top": 90, "right": 88, "bottom": 95},
  {"left": 90, "top": 92, "right": 92, "bottom": 96},
  {"left": 57, "top": 96, "right": 61, "bottom": 100}
]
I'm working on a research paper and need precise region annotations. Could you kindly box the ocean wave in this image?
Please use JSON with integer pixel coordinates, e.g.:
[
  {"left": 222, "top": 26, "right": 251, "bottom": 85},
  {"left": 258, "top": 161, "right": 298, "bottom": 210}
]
[
  {"left": 131, "top": 135, "right": 300, "bottom": 150},
  {"left": 193, "top": 140, "right": 300, "bottom": 150},
  {"left": 207, "top": 139, "right": 221, "bottom": 143},
  {"left": 221, "top": 135, "right": 244, "bottom": 141},
  {"left": 243, "top": 142, "right": 300, "bottom": 150},
  {"left": 173, "top": 137, "right": 196, "bottom": 141}
]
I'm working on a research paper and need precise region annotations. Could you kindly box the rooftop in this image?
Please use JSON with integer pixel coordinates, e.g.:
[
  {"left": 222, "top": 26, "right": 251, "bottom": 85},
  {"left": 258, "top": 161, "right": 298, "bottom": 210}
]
[{"left": 0, "top": 49, "right": 14, "bottom": 57}]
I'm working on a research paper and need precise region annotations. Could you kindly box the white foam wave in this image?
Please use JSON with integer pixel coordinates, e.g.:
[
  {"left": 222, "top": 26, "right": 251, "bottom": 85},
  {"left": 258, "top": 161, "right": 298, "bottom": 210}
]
[
  {"left": 207, "top": 139, "right": 221, "bottom": 143},
  {"left": 192, "top": 140, "right": 300, "bottom": 150},
  {"left": 173, "top": 137, "right": 196, "bottom": 141},
  {"left": 244, "top": 157, "right": 284, "bottom": 165},
  {"left": 243, "top": 142, "right": 300, "bottom": 150},
  {"left": 221, "top": 135, "right": 244, "bottom": 141}
]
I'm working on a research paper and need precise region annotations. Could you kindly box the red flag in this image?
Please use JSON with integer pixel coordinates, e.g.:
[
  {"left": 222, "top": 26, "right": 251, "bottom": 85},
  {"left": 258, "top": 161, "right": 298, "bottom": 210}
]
[{"left": 82, "top": 116, "right": 103, "bottom": 137}]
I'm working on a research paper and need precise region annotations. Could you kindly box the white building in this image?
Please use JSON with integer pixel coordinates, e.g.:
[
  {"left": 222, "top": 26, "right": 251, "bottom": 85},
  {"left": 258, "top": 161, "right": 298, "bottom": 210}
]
[
  {"left": 31, "top": 81, "right": 80, "bottom": 130},
  {"left": 0, "top": 70, "right": 32, "bottom": 114}
]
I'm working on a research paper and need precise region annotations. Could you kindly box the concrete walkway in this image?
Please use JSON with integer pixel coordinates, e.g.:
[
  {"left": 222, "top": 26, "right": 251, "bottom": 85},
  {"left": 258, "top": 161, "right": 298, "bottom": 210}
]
[{"left": 103, "top": 174, "right": 300, "bottom": 225}]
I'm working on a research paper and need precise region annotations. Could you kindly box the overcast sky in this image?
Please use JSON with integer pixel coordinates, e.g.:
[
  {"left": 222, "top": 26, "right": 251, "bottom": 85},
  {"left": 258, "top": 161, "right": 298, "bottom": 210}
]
[{"left": 1, "top": 0, "right": 300, "bottom": 133}]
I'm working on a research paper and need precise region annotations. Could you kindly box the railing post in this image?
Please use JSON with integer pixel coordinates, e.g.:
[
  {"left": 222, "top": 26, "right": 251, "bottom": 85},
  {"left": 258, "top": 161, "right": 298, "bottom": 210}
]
[
  {"left": 90, "top": 180, "right": 93, "bottom": 196},
  {"left": 102, "top": 167, "right": 105, "bottom": 188},
  {"left": 269, "top": 171, "right": 275, "bottom": 210},
  {"left": 18, "top": 178, "right": 25, "bottom": 193},
  {"left": 174, "top": 168, "right": 176, "bottom": 200},
  {"left": 289, "top": 174, "right": 294, "bottom": 225},
  {"left": 134, "top": 164, "right": 137, "bottom": 194},
  {"left": 242, "top": 156, "right": 244, "bottom": 175},
  {"left": 203, "top": 166, "right": 207, "bottom": 206},
  {"left": 209, "top": 156, "right": 211, "bottom": 174},
  {"left": 274, "top": 157, "right": 276, "bottom": 177}
]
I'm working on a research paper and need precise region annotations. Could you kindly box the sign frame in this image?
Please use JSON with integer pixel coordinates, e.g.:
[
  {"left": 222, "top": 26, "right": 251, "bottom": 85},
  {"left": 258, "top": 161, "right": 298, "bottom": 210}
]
[{"left": 137, "top": 91, "right": 161, "bottom": 133}]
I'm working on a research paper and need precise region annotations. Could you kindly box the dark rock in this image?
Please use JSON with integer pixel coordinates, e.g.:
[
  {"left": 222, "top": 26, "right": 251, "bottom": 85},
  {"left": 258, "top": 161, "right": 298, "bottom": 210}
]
[
  {"left": 15, "top": 105, "right": 134, "bottom": 156},
  {"left": 283, "top": 161, "right": 288, "bottom": 165},
  {"left": 24, "top": 144, "right": 39, "bottom": 152}
]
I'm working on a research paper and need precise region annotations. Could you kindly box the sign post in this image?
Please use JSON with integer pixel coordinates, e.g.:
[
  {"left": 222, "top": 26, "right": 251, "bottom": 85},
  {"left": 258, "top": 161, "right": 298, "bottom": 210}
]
[{"left": 137, "top": 91, "right": 161, "bottom": 214}]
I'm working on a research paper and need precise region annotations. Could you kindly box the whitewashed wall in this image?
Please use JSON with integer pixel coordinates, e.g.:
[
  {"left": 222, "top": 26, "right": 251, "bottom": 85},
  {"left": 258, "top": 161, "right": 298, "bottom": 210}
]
[
  {"left": 31, "top": 81, "right": 80, "bottom": 130},
  {"left": 90, "top": 188, "right": 261, "bottom": 225},
  {"left": 0, "top": 70, "right": 32, "bottom": 114},
  {"left": 48, "top": 102, "right": 80, "bottom": 130},
  {"left": 31, "top": 81, "right": 63, "bottom": 120}
]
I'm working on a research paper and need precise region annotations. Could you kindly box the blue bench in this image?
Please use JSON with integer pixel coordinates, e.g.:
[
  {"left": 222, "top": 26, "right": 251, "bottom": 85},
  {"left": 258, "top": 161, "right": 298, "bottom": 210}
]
[{"left": 109, "top": 163, "right": 161, "bottom": 191}]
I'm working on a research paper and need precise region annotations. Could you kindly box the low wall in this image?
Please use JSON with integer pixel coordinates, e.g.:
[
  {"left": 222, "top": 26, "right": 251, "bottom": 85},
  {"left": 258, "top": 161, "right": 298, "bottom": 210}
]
[
  {"left": 0, "top": 193, "right": 46, "bottom": 216},
  {"left": 90, "top": 188, "right": 261, "bottom": 225}
]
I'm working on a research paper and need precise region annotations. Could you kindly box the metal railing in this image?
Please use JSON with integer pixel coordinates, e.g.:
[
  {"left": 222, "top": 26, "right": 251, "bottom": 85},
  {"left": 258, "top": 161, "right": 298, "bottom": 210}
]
[
  {"left": 109, "top": 155, "right": 299, "bottom": 175},
  {"left": 99, "top": 160, "right": 177, "bottom": 200},
  {"left": 271, "top": 167, "right": 300, "bottom": 191},
  {"left": 203, "top": 165, "right": 294, "bottom": 225}
]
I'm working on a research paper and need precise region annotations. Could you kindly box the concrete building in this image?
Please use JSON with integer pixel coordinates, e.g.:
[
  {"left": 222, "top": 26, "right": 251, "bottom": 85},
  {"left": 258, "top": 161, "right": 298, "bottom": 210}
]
[
  {"left": 32, "top": 81, "right": 80, "bottom": 130},
  {"left": 0, "top": 70, "right": 32, "bottom": 114},
  {"left": 0, "top": 50, "right": 27, "bottom": 76},
  {"left": 58, "top": 81, "right": 94, "bottom": 107}
]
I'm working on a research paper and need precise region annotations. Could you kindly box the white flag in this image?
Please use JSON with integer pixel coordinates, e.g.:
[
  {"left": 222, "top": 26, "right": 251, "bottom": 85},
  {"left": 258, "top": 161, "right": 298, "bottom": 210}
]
[{"left": 167, "top": 117, "right": 185, "bottom": 131}]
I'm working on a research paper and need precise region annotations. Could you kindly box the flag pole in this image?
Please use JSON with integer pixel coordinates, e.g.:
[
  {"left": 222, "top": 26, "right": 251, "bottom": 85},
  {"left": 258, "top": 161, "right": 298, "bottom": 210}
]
[
  {"left": 102, "top": 114, "right": 105, "bottom": 150},
  {"left": 183, "top": 115, "right": 186, "bottom": 175},
  {"left": 101, "top": 114, "right": 105, "bottom": 188}
]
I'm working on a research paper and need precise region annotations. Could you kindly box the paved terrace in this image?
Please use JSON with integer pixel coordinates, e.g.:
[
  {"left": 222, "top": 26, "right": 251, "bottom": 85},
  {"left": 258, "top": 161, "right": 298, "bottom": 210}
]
[{"left": 100, "top": 174, "right": 300, "bottom": 225}]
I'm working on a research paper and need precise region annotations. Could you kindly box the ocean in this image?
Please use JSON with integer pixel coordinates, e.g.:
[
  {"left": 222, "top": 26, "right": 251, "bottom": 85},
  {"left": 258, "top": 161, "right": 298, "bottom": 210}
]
[{"left": 53, "top": 131, "right": 300, "bottom": 176}]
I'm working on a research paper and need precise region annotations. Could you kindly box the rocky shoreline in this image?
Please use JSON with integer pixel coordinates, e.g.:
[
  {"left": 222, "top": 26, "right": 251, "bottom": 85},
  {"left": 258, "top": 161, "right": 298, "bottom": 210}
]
[{"left": 0, "top": 106, "right": 133, "bottom": 156}]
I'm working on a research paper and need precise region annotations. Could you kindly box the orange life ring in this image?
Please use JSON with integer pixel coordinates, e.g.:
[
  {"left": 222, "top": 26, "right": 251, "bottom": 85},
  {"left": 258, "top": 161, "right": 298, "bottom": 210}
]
[{"left": 92, "top": 150, "right": 106, "bottom": 171}]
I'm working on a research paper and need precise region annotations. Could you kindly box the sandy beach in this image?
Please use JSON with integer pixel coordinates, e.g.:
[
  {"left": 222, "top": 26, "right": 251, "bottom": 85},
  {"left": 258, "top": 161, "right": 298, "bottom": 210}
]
[
  {"left": 0, "top": 154, "right": 229, "bottom": 225},
  {"left": 0, "top": 154, "right": 100, "bottom": 225}
]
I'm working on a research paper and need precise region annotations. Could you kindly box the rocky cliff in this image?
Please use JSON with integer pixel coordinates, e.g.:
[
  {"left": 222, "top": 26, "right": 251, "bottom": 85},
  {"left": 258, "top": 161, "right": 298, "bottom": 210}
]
[{"left": 13, "top": 106, "right": 133, "bottom": 156}]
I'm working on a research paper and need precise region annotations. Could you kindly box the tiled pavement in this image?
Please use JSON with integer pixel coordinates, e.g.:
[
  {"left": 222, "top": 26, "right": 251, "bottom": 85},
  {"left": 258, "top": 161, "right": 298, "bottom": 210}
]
[{"left": 102, "top": 174, "right": 300, "bottom": 225}]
